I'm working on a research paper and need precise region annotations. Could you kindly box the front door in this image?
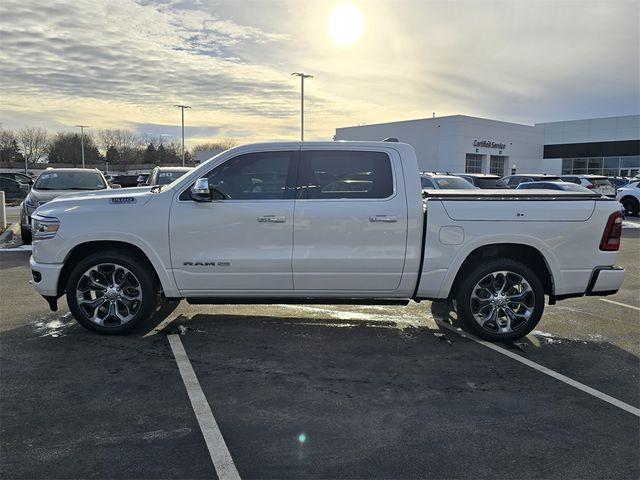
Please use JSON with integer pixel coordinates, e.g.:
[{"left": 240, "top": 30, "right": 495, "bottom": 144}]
[
  {"left": 169, "top": 149, "right": 298, "bottom": 295},
  {"left": 292, "top": 148, "right": 408, "bottom": 293}
]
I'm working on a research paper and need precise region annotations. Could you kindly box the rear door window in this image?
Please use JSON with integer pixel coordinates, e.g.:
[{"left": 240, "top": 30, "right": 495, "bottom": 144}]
[{"left": 298, "top": 150, "right": 393, "bottom": 199}]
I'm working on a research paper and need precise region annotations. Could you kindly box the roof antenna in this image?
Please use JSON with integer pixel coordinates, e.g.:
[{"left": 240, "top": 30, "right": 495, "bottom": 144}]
[
  {"left": 433, "top": 112, "right": 436, "bottom": 118},
  {"left": 383, "top": 137, "right": 399, "bottom": 142}
]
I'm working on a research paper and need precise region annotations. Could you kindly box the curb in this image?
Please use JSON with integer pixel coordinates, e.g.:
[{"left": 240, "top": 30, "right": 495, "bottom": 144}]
[{"left": 0, "top": 222, "right": 20, "bottom": 244}]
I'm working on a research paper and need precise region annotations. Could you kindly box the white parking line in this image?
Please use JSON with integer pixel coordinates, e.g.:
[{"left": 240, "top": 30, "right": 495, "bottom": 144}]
[
  {"left": 435, "top": 321, "right": 640, "bottom": 418},
  {"left": 168, "top": 334, "right": 241, "bottom": 480},
  {"left": 599, "top": 299, "right": 640, "bottom": 312}
]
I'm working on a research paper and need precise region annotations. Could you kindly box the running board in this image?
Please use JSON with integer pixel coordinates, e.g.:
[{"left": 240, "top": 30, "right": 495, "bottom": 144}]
[{"left": 185, "top": 297, "right": 410, "bottom": 306}]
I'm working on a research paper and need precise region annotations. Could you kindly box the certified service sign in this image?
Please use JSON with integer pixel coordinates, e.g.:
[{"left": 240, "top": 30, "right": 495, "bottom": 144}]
[{"left": 110, "top": 197, "right": 136, "bottom": 204}]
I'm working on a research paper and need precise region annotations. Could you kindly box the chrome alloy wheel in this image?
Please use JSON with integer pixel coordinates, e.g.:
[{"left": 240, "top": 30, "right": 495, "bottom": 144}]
[
  {"left": 75, "top": 263, "right": 143, "bottom": 326},
  {"left": 469, "top": 270, "right": 535, "bottom": 334}
]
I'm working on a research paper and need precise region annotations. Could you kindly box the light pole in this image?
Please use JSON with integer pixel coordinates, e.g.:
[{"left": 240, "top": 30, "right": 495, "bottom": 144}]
[
  {"left": 76, "top": 125, "right": 89, "bottom": 168},
  {"left": 291, "top": 72, "right": 313, "bottom": 141},
  {"left": 174, "top": 104, "right": 191, "bottom": 166}
]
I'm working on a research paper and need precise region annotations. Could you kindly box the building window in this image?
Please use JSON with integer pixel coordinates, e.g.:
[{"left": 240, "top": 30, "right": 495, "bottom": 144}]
[
  {"left": 465, "top": 154, "right": 484, "bottom": 173},
  {"left": 490, "top": 155, "right": 507, "bottom": 176},
  {"left": 572, "top": 158, "right": 588, "bottom": 174},
  {"left": 562, "top": 155, "right": 639, "bottom": 177},
  {"left": 588, "top": 157, "right": 603, "bottom": 174}
]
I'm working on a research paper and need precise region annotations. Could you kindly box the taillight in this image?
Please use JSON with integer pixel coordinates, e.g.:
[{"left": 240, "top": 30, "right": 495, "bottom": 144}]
[
  {"left": 600, "top": 211, "right": 623, "bottom": 251},
  {"left": 586, "top": 184, "right": 594, "bottom": 189}
]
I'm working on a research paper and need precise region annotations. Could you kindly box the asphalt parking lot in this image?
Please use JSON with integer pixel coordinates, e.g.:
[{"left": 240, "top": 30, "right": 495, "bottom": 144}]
[{"left": 1, "top": 225, "right": 639, "bottom": 479}]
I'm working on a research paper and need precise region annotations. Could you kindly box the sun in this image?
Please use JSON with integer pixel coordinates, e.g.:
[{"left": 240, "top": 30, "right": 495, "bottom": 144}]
[{"left": 328, "top": 3, "right": 364, "bottom": 46}]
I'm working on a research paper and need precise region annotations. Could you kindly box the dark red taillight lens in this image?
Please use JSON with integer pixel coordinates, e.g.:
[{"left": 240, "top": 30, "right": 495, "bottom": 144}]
[
  {"left": 586, "top": 184, "right": 595, "bottom": 189},
  {"left": 600, "top": 211, "right": 623, "bottom": 251}
]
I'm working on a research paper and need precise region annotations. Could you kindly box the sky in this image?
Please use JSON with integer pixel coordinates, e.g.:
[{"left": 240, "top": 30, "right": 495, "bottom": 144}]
[{"left": 0, "top": 0, "right": 638, "bottom": 147}]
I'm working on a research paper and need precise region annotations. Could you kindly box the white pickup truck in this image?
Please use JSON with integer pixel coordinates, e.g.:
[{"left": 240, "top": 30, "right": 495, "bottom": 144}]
[{"left": 29, "top": 141, "right": 625, "bottom": 341}]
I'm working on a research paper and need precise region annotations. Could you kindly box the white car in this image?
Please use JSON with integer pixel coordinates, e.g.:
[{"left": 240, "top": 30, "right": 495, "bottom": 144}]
[
  {"left": 28, "top": 141, "right": 624, "bottom": 342},
  {"left": 560, "top": 175, "right": 616, "bottom": 197},
  {"left": 616, "top": 179, "right": 640, "bottom": 216}
]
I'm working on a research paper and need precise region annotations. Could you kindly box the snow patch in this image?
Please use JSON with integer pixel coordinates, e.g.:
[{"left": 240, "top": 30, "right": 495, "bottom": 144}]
[{"left": 33, "top": 313, "right": 75, "bottom": 337}]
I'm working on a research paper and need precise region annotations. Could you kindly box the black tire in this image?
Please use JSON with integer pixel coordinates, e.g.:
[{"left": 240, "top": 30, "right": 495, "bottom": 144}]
[
  {"left": 455, "top": 258, "right": 545, "bottom": 342},
  {"left": 66, "top": 250, "right": 158, "bottom": 335},
  {"left": 21, "top": 229, "right": 31, "bottom": 245},
  {"left": 621, "top": 196, "right": 639, "bottom": 217}
]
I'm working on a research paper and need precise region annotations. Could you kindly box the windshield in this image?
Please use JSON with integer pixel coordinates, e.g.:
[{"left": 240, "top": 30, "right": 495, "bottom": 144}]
[
  {"left": 157, "top": 170, "right": 190, "bottom": 185},
  {"left": 433, "top": 177, "right": 476, "bottom": 189},
  {"left": 476, "top": 178, "right": 507, "bottom": 188},
  {"left": 590, "top": 179, "right": 613, "bottom": 188},
  {"left": 34, "top": 171, "right": 107, "bottom": 190}
]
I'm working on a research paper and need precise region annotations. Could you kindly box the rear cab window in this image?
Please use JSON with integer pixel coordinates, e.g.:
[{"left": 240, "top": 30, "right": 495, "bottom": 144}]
[{"left": 297, "top": 150, "right": 394, "bottom": 200}]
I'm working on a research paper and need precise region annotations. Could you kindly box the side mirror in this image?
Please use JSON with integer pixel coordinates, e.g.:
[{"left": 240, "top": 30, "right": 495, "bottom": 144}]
[
  {"left": 111, "top": 183, "right": 122, "bottom": 189},
  {"left": 192, "top": 177, "right": 212, "bottom": 202},
  {"left": 20, "top": 183, "right": 30, "bottom": 192}
]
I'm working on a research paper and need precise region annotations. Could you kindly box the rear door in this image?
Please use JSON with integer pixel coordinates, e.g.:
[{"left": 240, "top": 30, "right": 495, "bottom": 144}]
[{"left": 292, "top": 148, "right": 408, "bottom": 292}]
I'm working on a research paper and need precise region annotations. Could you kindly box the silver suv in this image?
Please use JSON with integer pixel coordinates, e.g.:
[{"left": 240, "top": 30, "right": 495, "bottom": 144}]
[{"left": 20, "top": 168, "right": 110, "bottom": 244}]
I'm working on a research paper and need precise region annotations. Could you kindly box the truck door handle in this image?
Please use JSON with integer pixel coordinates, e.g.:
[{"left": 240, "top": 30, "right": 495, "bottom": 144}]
[
  {"left": 257, "top": 215, "right": 286, "bottom": 223},
  {"left": 369, "top": 215, "right": 398, "bottom": 223}
]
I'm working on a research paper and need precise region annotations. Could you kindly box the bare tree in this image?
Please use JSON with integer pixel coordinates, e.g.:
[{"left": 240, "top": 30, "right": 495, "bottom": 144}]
[
  {"left": 97, "top": 129, "right": 140, "bottom": 169},
  {"left": 192, "top": 138, "right": 238, "bottom": 153},
  {"left": 0, "top": 128, "right": 24, "bottom": 168},
  {"left": 192, "top": 138, "right": 237, "bottom": 164},
  {"left": 19, "top": 127, "right": 49, "bottom": 168}
]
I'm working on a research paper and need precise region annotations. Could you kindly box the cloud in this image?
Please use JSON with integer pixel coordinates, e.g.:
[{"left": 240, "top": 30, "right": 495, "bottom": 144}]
[{"left": 0, "top": 0, "right": 638, "bottom": 144}]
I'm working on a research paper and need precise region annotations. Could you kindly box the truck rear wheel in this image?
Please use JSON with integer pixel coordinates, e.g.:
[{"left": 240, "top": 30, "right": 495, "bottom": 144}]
[
  {"left": 455, "top": 258, "right": 544, "bottom": 342},
  {"left": 66, "top": 251, "right": 158, "bottom": 335}
]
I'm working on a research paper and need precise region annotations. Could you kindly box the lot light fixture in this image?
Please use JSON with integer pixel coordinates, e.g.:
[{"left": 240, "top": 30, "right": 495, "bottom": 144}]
[
  {"left": 174, "top": 105, "right": 191, "bottom": 167},
  {"left": 76, "top": 125, "right": 89, "bottom": 168},
  {"left": 291, "top": 72, "right": 313, "bottom": 141}
]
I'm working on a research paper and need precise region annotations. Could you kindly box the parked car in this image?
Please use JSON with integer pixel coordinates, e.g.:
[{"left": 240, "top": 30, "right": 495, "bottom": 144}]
[
  {"left": 0, "top": 171, "right": 34, "bottom": 186},
  {"left": 145, "top": 167, "right": 192, "bottom": 186},
  {"left": 516, "top": 181, "right": 593, "bottom": 193},
  {"left": 502, "top": 174, "right": 562, "bottom": 188},
  {"left": 0, "top": 177, "right": 29, "bottom": 202},
  {"left": 420, "top": 172, "right": 476, "bottom": 192},
  {"left": 616, "top": 180, "right": 640, "bottom": 216},
  {"left": 607, "top": 177, "right": 630, "bottom": 190},
  {"left": 112, "top": 174, "right": 142, "bottom": 188},
  {"left": 20, "top": 168, "right": 110, "bottom": 244},
  {"left": 559, "top": 175, "right": 616, "bottom": 197},
  {"left": 457, "top": 173, "right": 508, "bottom": 189},
  {"left": 29, "top": 141, "right": 624, "bottom": 343}
]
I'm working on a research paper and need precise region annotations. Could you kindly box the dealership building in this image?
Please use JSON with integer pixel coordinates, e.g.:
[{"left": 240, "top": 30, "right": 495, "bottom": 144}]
[{"left": 333, "top": 114, "right": 639, "bottom": 178}]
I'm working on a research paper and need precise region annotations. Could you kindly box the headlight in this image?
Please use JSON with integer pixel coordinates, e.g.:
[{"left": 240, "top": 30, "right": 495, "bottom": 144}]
[
  {"left": 32, "top": 215, "right": 60, "bottom": 240},
  {"left": 25, "top": 196, "right": 36, "bottom": 209}
]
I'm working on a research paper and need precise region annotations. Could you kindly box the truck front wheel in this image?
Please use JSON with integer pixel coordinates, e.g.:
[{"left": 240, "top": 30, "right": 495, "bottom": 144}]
[
  {"left": 455, "top": 258, "right": 544, "bottom": 342},
  {"left": 66, "top": 251, "right": 158, "bottom": 334}
]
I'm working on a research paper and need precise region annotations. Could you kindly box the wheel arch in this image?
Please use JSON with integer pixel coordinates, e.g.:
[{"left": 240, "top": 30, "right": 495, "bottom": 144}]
[
  {"left": 57, "top": 240, "right": 174, "bottom": 298},
  {"left": 620, "top": 194, "right": 639, "bottom": 205},
  {"left": 448, "top": 243, "right": 555, "bottom": 300}
]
